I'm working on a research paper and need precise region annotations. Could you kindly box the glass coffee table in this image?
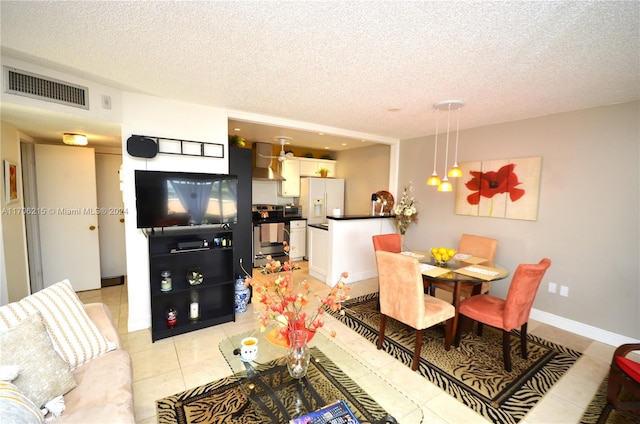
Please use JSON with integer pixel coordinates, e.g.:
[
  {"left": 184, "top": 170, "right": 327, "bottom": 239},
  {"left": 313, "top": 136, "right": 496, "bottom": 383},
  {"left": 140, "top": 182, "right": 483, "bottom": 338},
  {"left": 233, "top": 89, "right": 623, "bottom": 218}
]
[{"left": 219, "top": 327, "right": 423, "bottom": 423}]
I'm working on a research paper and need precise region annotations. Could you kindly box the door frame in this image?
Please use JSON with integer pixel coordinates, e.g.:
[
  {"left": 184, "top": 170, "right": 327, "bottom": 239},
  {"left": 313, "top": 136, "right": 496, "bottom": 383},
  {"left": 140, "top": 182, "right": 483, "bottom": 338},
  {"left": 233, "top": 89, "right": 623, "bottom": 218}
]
[{"left": 20, "top": 141, "right": 43, "bottom": 294}]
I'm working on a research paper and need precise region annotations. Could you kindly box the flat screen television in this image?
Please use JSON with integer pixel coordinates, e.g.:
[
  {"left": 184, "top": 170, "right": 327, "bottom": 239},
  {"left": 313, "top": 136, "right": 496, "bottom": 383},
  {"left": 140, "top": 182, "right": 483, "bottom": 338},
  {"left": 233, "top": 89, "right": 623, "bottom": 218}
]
[{"left": 134, "top": 170, "right": 238, "bottom": 228}]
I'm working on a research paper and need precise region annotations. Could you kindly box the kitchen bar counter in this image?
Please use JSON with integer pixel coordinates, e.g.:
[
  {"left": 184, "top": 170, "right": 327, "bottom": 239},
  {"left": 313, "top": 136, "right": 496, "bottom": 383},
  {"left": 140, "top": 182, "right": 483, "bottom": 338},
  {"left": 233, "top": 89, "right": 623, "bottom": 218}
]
[
  {"left": 327, "top": 214, "right": 396, "bottom": 220},
  {"left": 307, "top": 215, "right": 395, "bottom": 287}
]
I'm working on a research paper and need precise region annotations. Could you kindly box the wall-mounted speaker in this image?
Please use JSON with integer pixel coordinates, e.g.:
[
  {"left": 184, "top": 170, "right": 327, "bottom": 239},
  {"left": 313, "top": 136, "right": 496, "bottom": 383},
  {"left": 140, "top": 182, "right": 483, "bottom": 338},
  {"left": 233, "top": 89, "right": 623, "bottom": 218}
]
[{"left": 127, "top": 135, "right": 157, "bottom": 158}]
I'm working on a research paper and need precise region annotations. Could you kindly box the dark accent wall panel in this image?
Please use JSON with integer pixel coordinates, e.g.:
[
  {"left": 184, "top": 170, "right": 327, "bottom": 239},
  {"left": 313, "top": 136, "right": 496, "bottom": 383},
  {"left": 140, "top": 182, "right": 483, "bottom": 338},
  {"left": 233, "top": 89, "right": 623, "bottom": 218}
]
[{"left": 229, "top": 146, "right": 253, "bottom": 277}]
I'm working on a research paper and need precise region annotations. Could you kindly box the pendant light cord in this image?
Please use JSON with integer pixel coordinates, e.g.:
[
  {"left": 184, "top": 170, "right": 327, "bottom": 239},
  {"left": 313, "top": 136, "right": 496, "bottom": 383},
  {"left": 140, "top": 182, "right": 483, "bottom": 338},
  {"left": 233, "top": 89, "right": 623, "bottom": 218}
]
[
  {"left": 443, "top": 103, "right": 451, "bottom": 176},
  {"left": 432, "top": 113, "right": 440, "bottom": 173}
]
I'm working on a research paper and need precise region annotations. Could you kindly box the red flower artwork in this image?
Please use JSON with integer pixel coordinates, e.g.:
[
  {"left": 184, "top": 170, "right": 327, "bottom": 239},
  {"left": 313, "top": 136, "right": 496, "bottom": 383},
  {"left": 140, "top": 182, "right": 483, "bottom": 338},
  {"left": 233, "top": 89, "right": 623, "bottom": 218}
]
[{"left": 465, "top": 163, "right": 525, "bottom": 205}]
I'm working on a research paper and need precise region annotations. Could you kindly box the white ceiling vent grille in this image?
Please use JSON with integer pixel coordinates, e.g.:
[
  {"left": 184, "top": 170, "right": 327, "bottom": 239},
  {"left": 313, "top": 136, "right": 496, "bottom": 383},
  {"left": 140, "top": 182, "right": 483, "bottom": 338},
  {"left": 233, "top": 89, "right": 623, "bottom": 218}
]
[{"left": 3, "top": 67, "right": 89, "bottom": 109}]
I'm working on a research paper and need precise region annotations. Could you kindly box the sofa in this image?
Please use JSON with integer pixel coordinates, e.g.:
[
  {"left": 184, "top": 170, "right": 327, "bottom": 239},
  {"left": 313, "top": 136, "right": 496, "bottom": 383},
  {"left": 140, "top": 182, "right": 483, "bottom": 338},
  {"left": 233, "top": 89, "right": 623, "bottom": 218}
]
[{"left": 0, "top": 280, "right": 135, "bottom": 423}]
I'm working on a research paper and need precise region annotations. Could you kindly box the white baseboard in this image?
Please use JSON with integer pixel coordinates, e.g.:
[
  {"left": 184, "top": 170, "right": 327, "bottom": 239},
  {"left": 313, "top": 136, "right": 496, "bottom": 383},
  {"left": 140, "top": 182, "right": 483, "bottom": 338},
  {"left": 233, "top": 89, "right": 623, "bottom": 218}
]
[
  {"left": 128, "top": 315, "right": 151, "bottom": 333},
  {"left": 529, "top": 308, "right": 639, "bottom": 347}
]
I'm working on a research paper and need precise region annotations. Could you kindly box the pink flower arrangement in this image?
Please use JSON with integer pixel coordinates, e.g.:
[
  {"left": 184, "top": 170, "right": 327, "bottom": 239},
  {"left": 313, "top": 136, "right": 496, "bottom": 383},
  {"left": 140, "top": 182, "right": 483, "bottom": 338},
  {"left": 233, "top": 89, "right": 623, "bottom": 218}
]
[{"left": 244, "top": 242, "right": 350, "bottom": 343}]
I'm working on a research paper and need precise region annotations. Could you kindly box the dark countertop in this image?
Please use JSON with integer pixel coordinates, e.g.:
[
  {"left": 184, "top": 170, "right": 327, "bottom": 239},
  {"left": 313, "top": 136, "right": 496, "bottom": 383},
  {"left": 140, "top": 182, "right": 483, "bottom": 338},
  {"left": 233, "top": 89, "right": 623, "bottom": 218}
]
[
  {"left": 308, "top": 223, "right": 329, "bottom": 231},
  {"left": 327, "top": 214, "right": 396, "bottom": 220}
]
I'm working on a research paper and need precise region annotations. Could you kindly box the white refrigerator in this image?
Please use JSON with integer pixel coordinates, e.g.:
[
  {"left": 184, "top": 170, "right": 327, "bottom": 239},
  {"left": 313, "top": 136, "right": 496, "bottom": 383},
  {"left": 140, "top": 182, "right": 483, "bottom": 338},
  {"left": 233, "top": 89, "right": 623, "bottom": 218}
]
[{"left": 300, "top": 177, "right": 345, "bottom": 225}]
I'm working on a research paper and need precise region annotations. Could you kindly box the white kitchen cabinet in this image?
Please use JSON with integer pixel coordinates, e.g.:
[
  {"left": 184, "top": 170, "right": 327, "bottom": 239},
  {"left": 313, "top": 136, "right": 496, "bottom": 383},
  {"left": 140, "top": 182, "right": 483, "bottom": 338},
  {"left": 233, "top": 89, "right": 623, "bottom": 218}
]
[
  {"left": 288, "top": 219, "right": 306, "bottom": 260},
  {"left": 307, "top": 226, "right": 328, "bottom": 281},
  {"left": 279, "top": 159, "right": 300, "bottom": 197},
  {"left": 298, "top": 158, "right": 336, "bottom": 177}
]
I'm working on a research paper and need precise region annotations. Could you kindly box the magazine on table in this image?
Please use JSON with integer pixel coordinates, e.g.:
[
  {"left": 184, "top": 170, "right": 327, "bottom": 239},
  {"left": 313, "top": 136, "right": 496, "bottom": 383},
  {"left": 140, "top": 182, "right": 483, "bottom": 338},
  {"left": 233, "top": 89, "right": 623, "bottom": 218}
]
[{"left": 289, "top": 400, "right": 360, "bottom": 424}]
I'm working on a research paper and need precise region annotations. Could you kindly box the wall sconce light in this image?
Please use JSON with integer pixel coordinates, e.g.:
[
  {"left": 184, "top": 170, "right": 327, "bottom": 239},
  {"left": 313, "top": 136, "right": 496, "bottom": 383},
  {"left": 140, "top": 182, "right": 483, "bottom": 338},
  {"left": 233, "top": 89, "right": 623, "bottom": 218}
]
[
  {"left": 433, "top": 100, "right": 464, "bottom": 192},
  {"left": 63, "top": 133, "right": 88, "bottom": 146}
]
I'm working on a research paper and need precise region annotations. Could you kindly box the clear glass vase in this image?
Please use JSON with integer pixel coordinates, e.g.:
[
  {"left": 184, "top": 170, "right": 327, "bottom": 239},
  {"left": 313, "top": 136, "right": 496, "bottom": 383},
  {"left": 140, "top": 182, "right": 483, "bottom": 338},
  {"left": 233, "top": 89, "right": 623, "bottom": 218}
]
[{"left": 286, "top": 329, "right": 310, "bottom": 379}]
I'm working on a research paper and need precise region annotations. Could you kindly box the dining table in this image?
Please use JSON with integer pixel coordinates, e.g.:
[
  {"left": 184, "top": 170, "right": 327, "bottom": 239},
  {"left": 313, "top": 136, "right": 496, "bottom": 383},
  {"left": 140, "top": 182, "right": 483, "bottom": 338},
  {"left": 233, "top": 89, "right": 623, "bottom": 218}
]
[{"left": 402, "top": 251, "right": 510, "bottom": 350}]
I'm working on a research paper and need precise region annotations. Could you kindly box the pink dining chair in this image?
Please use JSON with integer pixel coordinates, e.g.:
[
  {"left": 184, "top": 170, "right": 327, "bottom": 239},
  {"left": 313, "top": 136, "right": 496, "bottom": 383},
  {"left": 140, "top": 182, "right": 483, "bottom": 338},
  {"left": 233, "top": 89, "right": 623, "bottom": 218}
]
[
  {"left": 372, "top": 234, "right": 403, "bottom": 307},
  {"left": 375, "top": 250, "right": 455, "bottom": 370},
  {"left": 372, "top": 233, "right": 402, "bottom": 253},
  {"left": 454, "top": 258, "right": 551, "bottom": 372},
  {"left": 430, "top": 233, "right": 498, "bottom": 298}
]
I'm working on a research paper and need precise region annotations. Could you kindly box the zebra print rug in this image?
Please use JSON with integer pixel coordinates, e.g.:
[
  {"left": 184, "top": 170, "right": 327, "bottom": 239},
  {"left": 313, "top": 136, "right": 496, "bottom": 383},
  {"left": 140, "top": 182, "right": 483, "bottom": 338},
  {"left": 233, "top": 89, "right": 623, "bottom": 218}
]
[
  {"left": 327, "top": 293, "right": 582, "bottom": 424},
  {"left": 156, "top": 346, "right": 391, "bottom": 424},
  {"left": 579, "top": 377, "right": 639, "bottom": 424}
]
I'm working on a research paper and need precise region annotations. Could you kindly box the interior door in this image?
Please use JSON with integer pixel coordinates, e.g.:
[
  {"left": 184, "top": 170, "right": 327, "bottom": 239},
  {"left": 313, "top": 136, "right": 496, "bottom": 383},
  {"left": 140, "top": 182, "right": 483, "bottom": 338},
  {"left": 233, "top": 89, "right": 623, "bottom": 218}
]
[
  {"left": 95, "top": 153, "right": 127, "bottom": 279},
  {"left": 35, "top": 144, "right": 101, "bottom": 291}
]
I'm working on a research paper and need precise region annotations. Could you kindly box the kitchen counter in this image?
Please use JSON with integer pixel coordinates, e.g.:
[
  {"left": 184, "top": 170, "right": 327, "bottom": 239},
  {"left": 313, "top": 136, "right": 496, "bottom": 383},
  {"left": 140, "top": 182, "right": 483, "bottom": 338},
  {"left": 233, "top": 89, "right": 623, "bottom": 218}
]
[
  {"left": 327, "top": 214, "right": 396, "bottom": 220},
  {"left": 307, "top": 216, "right": 395, "bottom": 287}
]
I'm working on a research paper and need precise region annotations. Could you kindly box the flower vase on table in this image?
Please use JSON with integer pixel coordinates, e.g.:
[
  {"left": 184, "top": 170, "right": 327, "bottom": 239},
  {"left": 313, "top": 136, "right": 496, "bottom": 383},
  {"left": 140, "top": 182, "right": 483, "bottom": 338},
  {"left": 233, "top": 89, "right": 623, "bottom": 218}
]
[
  {"left": 393, "top": 182, "right": 418, "bottom": 241},
  {"left": 240, "top": 244, "right": 351, "bottom": 380},
  {"left": 286, "top": 328, "right": 311, "bottom": 379}
]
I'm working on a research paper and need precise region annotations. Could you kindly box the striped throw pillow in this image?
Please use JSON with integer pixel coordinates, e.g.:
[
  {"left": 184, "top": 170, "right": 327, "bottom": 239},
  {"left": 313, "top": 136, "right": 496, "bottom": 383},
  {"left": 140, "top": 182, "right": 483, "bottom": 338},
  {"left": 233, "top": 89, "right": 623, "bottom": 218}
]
[
  {"left": 0, "top": 280, "right": 115, "bottom": 369},
  {"left": 0, "top": 381, "right": 44, "bottom": 424}
]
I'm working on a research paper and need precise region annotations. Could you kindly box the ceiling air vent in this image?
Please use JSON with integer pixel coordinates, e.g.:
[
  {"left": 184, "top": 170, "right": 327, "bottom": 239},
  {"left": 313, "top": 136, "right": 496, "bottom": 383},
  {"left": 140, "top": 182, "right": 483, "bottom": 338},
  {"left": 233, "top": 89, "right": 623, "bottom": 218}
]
[{"left": 3, "top": 66, "right": 89, "bottom": 109}]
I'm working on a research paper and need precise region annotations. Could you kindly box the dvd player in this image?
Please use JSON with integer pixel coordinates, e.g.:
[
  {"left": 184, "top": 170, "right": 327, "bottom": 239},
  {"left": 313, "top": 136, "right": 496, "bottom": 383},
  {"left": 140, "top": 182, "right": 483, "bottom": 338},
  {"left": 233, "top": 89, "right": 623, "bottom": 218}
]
[{"left": 177, "top": 240, "right": 208, "bottom": 250}]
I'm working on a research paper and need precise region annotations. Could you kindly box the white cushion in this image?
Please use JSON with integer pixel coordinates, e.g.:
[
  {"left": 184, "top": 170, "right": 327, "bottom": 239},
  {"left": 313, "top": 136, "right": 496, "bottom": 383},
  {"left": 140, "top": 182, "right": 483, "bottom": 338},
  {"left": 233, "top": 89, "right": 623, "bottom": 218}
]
[
  {"left": 0, "top": 365, "right": 21, "bottom": 381},
  {"left": 0, "top": 381, "right": 44, "bottom": 424},
  {"left": 0, "top": 279, "right": 115, "bottom": 369},
  {"left": 0, "top": 314, "right": 77, "bottom": 408}
]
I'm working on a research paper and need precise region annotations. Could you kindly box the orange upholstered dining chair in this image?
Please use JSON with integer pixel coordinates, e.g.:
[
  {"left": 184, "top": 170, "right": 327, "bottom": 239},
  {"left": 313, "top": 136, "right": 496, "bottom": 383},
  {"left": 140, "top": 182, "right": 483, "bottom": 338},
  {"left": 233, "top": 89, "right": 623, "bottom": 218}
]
[
  {"left": 430, "top": 233, "right": 498, "bottom": 298},
  {"left": 375, "top": 250, "right": 455, "bottom": 370},
  {"left": 454, "top": 258, "right": 551, "bottom": 372},
  {"left": 372, "top": 233, "right": 402, "bottom": 253},
  {"left": 605, "top": 343, "right": 640, "bottom": 415}
]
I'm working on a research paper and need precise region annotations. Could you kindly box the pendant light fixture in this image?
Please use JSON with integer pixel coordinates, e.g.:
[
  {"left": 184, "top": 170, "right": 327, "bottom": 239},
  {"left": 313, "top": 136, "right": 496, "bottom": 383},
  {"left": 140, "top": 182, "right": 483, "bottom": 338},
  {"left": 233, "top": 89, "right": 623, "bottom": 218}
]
[
  {"left": 448, "top": 103, "right": 464, "bottom": 178},
  {"left": 433, "top": 100, "right": 464, "bottom": 192},
  {"left": 426, "top": 110, "right": 441, "bottom": 186}
]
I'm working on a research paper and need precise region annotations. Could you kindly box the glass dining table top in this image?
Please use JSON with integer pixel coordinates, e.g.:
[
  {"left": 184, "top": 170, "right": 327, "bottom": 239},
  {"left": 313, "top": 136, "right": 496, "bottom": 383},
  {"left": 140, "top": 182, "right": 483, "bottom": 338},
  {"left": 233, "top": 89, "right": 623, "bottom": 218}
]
[
  {"left": 407, "top": 250, "right": 510, "bottom": 282},
  {"left": 219, "top": 327, "right": 423, "bottom": 423}
]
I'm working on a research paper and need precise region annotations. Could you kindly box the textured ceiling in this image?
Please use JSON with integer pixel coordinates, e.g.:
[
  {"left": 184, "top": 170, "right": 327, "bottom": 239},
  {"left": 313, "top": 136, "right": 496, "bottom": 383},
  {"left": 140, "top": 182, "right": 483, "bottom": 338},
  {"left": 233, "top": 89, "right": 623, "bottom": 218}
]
[{"left": 0, "top": 1, "right": 638, "bottom": 150}]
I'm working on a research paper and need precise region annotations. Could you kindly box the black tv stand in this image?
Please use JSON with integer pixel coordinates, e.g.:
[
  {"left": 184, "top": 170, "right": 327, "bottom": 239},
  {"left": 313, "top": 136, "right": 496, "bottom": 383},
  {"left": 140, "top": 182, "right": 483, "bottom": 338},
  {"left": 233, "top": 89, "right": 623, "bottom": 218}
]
[{"left": 148, "top": 227, "right": 235, "bottom": 342}]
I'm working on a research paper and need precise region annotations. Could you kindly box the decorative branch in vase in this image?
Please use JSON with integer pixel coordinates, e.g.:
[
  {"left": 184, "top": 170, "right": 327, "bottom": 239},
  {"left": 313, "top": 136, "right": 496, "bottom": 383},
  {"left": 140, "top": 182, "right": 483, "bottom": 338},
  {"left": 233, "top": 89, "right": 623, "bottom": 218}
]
[
  {"left": 241, "top": 241, "right": 350, "bottom": 344},
  {"left": 393, "top": 182, "right": 418, "bottom": 236}
]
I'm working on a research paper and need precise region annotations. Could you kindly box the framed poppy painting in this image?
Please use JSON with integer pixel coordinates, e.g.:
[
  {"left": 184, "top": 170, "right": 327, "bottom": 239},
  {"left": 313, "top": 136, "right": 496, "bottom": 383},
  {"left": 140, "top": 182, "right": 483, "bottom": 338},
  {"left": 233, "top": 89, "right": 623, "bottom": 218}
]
[
  {"left": 455, "top": 156, "right": 542, "bottom": 221},
  {"left": 4, "top": 160, "right": 18, "bottom": 205}
]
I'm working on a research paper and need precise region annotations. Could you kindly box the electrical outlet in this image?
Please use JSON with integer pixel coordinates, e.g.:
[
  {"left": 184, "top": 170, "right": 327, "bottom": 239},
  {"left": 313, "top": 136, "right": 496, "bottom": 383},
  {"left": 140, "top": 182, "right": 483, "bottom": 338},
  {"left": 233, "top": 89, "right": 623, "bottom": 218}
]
[
  {"left": 101, "top": 95, "right": 112, "bottom": 109},
  {"left": 560, "top": 285, "right": 569, "bottom": 297},
  {"left": 548, "top": 282, "right": 557, "bottom": 293}
]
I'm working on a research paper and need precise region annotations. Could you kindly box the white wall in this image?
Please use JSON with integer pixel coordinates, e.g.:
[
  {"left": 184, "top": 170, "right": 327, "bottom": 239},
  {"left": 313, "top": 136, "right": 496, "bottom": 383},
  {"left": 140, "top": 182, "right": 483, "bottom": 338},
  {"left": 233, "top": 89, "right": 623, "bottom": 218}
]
[
  {"left": 336, "top": 143, "right": 394, "bottom": 215},
  {"left": 0, "top": 122, "right": 31, "bottom": 302},
  {"left": 399, "top": 102, "right": 640, "bottom": 342},
  {"left": 121, "top": 92, "right": 229, "bottom": 332}
]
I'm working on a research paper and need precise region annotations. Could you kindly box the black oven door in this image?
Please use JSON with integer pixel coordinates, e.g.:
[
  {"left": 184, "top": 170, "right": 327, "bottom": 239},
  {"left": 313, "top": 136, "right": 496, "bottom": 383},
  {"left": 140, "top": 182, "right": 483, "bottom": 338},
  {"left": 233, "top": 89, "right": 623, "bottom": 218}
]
[{"left": 253, "top": 221, "right": 290, "bottom": 267}]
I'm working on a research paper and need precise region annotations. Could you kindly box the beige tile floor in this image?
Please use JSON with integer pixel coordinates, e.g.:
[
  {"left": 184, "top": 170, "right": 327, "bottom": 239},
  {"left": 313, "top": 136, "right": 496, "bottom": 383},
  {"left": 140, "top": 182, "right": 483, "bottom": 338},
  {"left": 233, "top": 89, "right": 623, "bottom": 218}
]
[{"left": 78, "top": 263, "right": 615, "bottom": 424}]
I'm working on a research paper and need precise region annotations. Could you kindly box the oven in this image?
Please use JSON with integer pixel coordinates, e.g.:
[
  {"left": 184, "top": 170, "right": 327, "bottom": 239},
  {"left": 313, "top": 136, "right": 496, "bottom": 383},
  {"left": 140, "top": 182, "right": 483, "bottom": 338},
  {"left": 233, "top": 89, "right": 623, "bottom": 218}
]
[{"left": 252, "top": 205, "right": 301, "bottom": 268}]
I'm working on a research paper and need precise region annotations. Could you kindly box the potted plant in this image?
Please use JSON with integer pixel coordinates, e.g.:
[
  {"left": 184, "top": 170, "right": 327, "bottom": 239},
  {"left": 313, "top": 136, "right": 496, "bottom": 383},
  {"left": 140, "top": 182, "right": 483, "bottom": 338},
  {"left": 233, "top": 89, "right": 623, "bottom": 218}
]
[
  {"left": 316, "top": 167, "right": 329, "bottom": 178},
  {"left": 228, "top": 134, "right": 245, "bottom": 147}
]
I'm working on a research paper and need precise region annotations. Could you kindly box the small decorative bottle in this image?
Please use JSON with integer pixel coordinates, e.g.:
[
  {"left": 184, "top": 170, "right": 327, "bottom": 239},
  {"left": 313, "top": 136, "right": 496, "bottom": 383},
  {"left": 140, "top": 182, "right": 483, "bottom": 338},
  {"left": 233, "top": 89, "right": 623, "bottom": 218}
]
[
  {"left": 160, "top": 270, "right": 172, "bottom": 292},
  {"left": 166, "top": 308, "right": 177, "bottom": 328},
  {"left": 189, "top": 290, "right": 199, "bottom": 321}
]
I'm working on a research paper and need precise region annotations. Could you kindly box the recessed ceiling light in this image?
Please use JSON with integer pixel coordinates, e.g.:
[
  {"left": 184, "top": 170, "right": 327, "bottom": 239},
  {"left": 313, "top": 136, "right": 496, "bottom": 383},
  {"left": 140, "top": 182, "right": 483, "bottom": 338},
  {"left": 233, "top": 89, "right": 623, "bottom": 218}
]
[
  {"left": 233, "top": 127, "right": 241, "bottom": 131},
  {"left": 63, "top": 133, "right": 88, "bottom": 146},
  {"left": 341, "top": 143, "right": 347, "bottom": 146},
  {"left": 318, "top": 132, "right": 324, "bottom": 136},
  {"left": 324, "top": 147, "right": 330, "bottom": 150}
]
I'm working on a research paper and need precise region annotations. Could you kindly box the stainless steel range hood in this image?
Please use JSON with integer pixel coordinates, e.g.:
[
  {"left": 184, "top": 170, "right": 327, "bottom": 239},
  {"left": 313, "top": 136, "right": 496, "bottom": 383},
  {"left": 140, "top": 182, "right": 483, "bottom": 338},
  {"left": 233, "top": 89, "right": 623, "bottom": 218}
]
[{"left": 252, "top": 142, "right": 285, "bottom": 181}]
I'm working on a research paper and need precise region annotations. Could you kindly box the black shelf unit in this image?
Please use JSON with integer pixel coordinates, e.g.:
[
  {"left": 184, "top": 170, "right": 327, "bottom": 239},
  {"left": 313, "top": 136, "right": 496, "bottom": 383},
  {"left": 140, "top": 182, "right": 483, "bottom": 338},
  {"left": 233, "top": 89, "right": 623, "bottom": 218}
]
[{"left": 148, "top": 228, "right": 235, "bottom": 342}]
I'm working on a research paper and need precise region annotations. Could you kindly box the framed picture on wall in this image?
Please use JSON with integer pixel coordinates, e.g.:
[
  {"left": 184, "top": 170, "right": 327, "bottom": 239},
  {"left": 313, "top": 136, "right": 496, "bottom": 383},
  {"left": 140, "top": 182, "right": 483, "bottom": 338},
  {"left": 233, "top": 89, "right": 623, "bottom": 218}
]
[
  {"left": 4, "top": 160, "right": 18, "bottom": 205},
  {"left": 455, "top": 156, "right": 542, "bottom": 221}
]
